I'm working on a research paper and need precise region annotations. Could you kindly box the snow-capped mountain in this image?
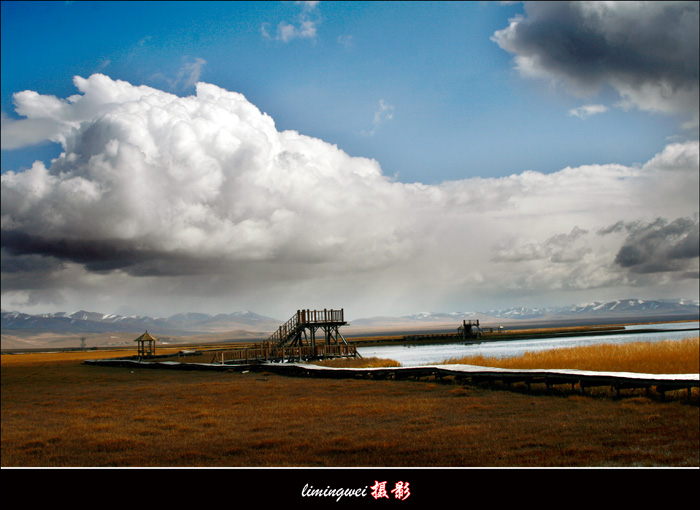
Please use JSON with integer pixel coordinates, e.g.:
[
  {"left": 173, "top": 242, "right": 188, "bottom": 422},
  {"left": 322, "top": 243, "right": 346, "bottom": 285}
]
[
  {"left": 0, "top": 309, "right": 280, "bottom": 335},
  {"left": 400, "top": 299, "right": 699, "bottom": 322}
]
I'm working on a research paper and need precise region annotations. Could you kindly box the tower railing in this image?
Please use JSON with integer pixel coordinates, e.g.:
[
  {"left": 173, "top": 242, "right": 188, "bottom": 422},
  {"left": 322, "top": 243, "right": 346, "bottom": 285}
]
[{"left": 268, "top": 309, "right": 345, "bottom": 346}]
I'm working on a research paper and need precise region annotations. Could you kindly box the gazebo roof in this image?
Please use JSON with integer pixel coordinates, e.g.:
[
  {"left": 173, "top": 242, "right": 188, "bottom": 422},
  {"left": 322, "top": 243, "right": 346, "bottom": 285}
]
[{"left": 134, "top": 331, "right": 158, "bottom": 342}]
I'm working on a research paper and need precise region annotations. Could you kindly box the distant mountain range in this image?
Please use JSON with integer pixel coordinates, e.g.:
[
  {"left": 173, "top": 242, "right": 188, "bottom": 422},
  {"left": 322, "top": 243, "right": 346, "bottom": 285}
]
[
  {"left": 0, "top": 309, "right": 281, "bottom": 335},
  {"left": 1, "top": 299, "right": 698, "bottom": 337},
  {"left": 396, "top": 298, "right": 699, "bottom": 323}
]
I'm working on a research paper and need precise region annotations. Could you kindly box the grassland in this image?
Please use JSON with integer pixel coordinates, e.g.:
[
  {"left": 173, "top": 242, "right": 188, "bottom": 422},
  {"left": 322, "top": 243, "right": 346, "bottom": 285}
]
[{"left": 1, "top": 337, "right": 698, "bottom": 468}]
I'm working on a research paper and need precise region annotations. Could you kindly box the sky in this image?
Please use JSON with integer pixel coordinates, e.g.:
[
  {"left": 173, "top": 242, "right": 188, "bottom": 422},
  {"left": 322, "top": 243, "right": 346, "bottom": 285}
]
[{"left": 1, "top": 1, "right": 698, "bottom": 320}]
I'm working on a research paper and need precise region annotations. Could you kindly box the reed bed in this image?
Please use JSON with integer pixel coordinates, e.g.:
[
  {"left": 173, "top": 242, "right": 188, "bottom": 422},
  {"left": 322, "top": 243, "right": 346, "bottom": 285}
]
[
  {"left": 440, "top": 337, "right": 700, "bottom": 374},
  {"left": 312, "top": 356, "right": 401, "bottom": 368}
]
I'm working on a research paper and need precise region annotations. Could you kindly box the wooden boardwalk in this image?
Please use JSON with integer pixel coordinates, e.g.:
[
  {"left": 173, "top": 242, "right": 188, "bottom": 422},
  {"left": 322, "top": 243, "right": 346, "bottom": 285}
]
[
  {"left": 86, "top": 358, "right": 699, "bottom": 399},
  {"left": 274, "top": 363, "right": 699, "bottom": 399}
]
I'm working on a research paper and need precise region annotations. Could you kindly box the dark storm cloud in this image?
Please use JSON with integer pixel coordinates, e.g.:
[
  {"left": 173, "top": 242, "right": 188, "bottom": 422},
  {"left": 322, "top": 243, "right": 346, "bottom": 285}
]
[
  {"left": 0, "top": 250, "right": 65, "bottom": 274},
  {"left": 493, "top": 2, "right": 699, "bottom": 124},
  {"left": 0, "top": 229, "right": 217, "bottom": 277},
  {"left": 2, "top": 230, "right": 146, "bottom": 273},
  {"left": 607, "top": 216, "right": 700, "bottom": 274},
  {"left": 597, "top": 220, "right": 626, "bottom": 236}
]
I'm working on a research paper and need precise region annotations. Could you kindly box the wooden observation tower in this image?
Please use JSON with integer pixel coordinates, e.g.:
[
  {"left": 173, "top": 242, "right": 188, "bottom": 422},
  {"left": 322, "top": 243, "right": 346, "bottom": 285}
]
[
  {"left": 268, "top": 309, "right": 348, "bottom": 348},
  {"left": 457, "top": 319, "right": 482, "bottom": 339}
]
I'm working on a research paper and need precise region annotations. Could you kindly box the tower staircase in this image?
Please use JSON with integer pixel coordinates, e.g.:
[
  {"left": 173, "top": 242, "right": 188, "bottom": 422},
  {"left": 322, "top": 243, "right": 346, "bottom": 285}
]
[{"left": 268, "top": 309, "right": 348, "bottom": 348}]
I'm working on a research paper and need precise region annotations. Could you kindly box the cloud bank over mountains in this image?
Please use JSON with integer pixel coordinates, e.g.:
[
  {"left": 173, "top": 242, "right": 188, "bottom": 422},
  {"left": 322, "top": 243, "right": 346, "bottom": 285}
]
[{"left": 1, "top": 73, "right": 697, "bottom": 318}]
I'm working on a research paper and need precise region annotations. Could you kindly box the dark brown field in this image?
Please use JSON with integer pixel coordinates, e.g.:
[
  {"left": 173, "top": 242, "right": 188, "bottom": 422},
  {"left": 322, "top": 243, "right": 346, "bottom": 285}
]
[{"left": 2, "top": 339, "right": 698, "bottom": 468}]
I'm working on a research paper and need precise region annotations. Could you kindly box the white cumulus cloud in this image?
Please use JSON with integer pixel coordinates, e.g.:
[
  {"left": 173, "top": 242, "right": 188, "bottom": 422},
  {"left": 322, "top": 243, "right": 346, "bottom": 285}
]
[
  {"left": 262, "top": 1, "right": 320, "bottom": 43},
  {"left": 568, "top": 104, "right": 607, "bottom": 119},
  {"left": 1, "top": 74, "right": 698, "bottom": 317}
]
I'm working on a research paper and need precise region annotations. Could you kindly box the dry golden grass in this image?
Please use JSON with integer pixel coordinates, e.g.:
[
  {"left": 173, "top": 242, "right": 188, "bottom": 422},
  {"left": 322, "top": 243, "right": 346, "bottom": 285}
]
[
  {"left": 440, "top": 337, "right": 700, "bottom": 374},
  {"left": 312, "top": 356, "right": 401, "bottom": 368},
  {"left": 2, "top": 338, "right": 698, "bottom": 468}
]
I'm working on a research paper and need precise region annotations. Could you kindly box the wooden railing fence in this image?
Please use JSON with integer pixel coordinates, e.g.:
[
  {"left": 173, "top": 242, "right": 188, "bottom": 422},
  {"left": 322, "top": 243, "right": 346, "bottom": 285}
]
[{"left": 211, "top": 342, "right": 357, "bottom": 364}]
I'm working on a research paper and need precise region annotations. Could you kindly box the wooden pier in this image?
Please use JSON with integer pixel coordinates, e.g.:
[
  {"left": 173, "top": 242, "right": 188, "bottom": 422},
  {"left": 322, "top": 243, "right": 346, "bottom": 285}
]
[
  {"left": 146, "top": 308, "right": 358, "bottom": 365},
  {"left": 83, "top": 313, "right": 699, "bottom": 400}
]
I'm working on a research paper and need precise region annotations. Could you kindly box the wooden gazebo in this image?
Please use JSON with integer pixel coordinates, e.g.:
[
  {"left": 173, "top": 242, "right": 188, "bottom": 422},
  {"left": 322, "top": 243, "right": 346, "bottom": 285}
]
[{"left": 134, "top": 330, "right": 158, "bottom": 357}]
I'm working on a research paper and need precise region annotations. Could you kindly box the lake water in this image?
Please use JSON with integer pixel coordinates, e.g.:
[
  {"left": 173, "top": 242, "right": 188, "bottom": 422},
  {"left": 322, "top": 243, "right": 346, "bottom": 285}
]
[{"left": 356, "top": 322, "right": 699, "bottom": 367}]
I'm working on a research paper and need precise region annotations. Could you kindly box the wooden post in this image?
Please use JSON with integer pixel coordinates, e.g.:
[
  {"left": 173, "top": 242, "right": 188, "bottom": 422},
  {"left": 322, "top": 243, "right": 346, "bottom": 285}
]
[{"left": 657, "top": 386, "right": 665, "bottom": 401}]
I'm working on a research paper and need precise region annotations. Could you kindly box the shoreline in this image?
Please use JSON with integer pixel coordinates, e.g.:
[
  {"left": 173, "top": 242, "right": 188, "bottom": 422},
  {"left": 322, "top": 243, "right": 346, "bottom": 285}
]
[
  {"left": 347, "top": 321, "right": 699, "bottom": 348},
  {"left": 2, "top": 318, "right": 698, "bottom": 355}
]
